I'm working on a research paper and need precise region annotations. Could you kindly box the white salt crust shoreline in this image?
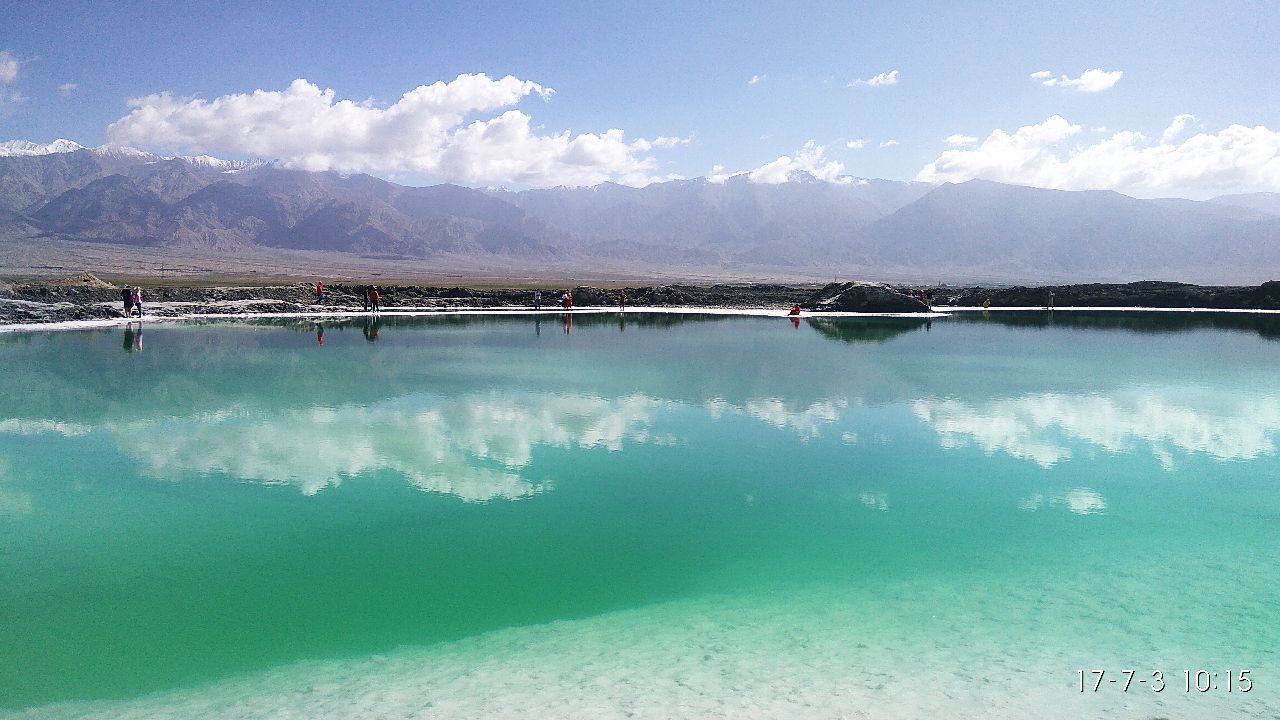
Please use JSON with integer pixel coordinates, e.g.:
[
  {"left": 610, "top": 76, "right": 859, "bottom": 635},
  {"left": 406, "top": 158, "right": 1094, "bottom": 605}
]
[{"left": 3, "top": 305, "right": 1279, "bottom": 334}]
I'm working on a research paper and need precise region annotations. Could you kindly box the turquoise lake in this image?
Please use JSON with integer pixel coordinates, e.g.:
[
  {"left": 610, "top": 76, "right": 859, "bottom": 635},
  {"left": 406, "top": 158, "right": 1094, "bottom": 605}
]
[{"left": 1, "top": 312, "right": 1277, "bottom": 719}]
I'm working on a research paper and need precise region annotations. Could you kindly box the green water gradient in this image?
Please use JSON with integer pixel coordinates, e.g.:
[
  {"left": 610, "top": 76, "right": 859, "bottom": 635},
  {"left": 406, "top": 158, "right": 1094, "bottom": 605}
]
[{"left": 0, "top": 312, "right": 1277, "bottom": 716}]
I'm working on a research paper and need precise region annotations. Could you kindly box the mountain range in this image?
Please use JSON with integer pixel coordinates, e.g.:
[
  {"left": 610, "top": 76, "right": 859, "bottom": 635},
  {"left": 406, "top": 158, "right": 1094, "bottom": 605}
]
[{"left": 2, "top": 139, "right": 1278, "bottom": 283}]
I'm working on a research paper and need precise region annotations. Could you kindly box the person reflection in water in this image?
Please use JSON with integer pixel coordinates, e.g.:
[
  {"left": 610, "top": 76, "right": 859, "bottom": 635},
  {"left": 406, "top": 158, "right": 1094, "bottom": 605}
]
[
  {"left": 363, "top": 317, "right": 381, "bottom": 342},
  {"left": 791, "top": 317, "right": 800, "bottom": 329},
  {"left": 563, "top": 314, "right": 573, "bottom": 334},
  {"left": 123, "top": 323, "right": 143, "bottom": 352},
  {"left": 316, "top": 324, "right": 325, "bottom": 347}
]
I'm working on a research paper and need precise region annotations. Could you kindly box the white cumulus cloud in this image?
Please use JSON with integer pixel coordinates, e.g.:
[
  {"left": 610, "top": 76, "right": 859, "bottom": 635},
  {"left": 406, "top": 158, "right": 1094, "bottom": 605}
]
[
  {"left": 1160, "top": 113, "right": 1197, "bottom": 144},
  {"left": 57, "top": 82, "right": 78, "bottom": 95},
  {"left": 0, "top": 50, "right": 24, "bottom": 107},
  {"left": 707, "top": 142, "right": 856, "bottom": 185},
  {"left": 631, "top": 135, "right": 690, "bottom": 152},
  {"left": 879, "top": 139, "right": 899, "bottom": 148},
  {"left": 0, "top": 51, "right": 18, "bottom": 84},
  {"left": 1031, "top": 68, "right": 1123, "bottom": 92},
  {"left": 849, "top": 69, "right": 899, "bottom": 87},
  {"left": 845, "top": 138, "right": 867, "bottom": 150},
  {"left": 106, "top": 74, "right": 683, "bottom": 187},
  {"left": 747, "top": 141, "right": 850, "bottom": 184},
  {"left": 915, "top": 114, "right": 1280, "bottom": 195},
  {"left": 945, "top": 134, "right": 977, "bottom": 147},
  {"left": 748, "top": 74, "right": 765, "bottom": 85}
]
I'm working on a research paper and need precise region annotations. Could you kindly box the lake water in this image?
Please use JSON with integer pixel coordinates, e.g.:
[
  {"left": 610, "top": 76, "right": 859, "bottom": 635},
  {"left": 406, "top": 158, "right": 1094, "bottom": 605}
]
[{"left": 1, "top": 312, "right": 1277, "bottom": 719}]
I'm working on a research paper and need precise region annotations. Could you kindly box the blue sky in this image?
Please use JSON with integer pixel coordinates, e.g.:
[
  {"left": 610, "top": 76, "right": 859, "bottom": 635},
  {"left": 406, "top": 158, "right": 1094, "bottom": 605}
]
[{"left": 2, "top": 0, "right": 1277, "bottom": 196}]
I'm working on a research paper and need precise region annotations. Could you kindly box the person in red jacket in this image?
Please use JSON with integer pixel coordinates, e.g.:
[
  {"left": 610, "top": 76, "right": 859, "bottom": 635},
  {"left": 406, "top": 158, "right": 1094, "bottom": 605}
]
[{"left": 369, "top": 287, "right": 380, "bottom": 312}]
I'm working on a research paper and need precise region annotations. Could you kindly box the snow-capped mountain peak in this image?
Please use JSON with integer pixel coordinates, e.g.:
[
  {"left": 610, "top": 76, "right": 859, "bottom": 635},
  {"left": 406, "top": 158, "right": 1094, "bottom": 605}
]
[
  {"left": 176, "top": 155, "right": 273, "bottom": 171},
  {"left": 93, "top": 144, "right": 159, "bottom": 160},
  {"left": 0, "top": 139, "right": 88, "bottom": 157},
  {"left": 0, "top": 138, "right": 275, "bottom": 171}
]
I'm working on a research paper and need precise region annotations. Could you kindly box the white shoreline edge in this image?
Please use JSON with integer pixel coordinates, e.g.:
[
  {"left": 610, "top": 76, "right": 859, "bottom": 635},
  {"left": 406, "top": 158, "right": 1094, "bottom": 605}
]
[{"left": 2, "top": 304, "right": 1278, "bottom": 334}]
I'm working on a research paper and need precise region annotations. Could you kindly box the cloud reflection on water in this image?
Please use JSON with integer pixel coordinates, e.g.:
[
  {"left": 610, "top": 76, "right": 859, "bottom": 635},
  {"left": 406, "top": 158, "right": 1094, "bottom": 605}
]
[
  {"left": 0, "top": 419, "right": 90, "bottom": 436},
  {"left": 118, "top": 393, "right": 669, "bottom": 502},
  {"left": 1017, "top": 488, "right": 1108, "bottom": 515},
  {"left": 0, "top": 390, "right": 859, "bottom": 504},
  {"left": 914, "top": 393, "right": 1280, "bottom": 468},
  {"left": 706, "top": 397, "right": 849, "bottom": 441},
  {"left": 5, "top": 382, "right": 1279, "bottom": 506}
]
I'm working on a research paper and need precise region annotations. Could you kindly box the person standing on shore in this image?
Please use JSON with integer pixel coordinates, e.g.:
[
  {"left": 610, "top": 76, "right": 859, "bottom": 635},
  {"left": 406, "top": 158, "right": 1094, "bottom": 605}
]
[
  {"left": 369, "top": 287, "right": 381, "bottom": 313},
  {"left": 315, "top": 281, "right": 324, "bottom": 303},
  {"left": 534, "top": 290, "right": 542, "bottom": 311},
  {"left": 121, "top": 287, "right": 133, "bottom": 317},
  {"left": 131, "top": 287, "right": 143, "bottom": 318},
  {"left": 362, "top": 286, "right": 370, "bottom": 312},
  {"left": 618, "top": 289, "right": 626, "bottom": 311}
]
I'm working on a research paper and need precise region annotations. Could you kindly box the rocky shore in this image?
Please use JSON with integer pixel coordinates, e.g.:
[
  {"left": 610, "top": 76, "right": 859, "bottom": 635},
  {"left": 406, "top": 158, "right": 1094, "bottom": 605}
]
[
  {"left": 2, "top": 273, "right": 1278, "bottom": 327},
  {"left": 0, "top": 273, "right": 821, "bottom": 326},
  {"left": 932, "top": 280, "right": 1280, "bottom": 310}
]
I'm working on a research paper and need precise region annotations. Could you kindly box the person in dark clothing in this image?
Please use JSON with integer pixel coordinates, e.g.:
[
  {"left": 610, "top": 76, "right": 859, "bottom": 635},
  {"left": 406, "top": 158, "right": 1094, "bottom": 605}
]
[
  {"left": 362, "top": 286, "right": 370, "bottom": 312},
  {"left": 121, "top": 287, "right": 134, "bottom": 317}
]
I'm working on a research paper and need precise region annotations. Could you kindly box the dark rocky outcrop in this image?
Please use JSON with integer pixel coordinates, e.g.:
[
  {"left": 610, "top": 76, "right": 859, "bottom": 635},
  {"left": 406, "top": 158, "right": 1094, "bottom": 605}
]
[
  {"left": 802, "top": 282, "right": 930, "bottom": 313},
  {"left": 935, "top": 280, "right": 1280, "bottom": 310}
]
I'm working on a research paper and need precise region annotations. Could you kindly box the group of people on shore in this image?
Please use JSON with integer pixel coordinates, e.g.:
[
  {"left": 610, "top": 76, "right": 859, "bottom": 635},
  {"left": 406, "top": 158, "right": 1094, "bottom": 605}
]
[
  {"left": 534, "top": 289, "right": 626, "bottom": 311},
  {"left": 120, "top": 286, "right": 144, "bottom": 318},
  {"left": 315, "top": 282, "right": 380, "bottom": 312}
]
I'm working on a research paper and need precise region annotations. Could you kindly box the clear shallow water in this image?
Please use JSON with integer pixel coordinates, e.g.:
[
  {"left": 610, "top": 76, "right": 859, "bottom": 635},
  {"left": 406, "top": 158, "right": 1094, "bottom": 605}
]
[{"left": 1, "top": 312, "right": 1277, "bottom": 719}]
